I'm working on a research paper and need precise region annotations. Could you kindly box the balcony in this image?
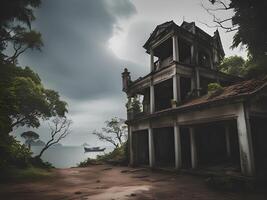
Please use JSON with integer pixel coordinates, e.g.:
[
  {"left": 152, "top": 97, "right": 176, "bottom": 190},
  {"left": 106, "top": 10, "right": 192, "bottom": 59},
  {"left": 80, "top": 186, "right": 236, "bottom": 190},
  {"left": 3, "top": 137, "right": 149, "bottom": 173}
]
[{"left": 154, "top": 56, "right": 173, "bottom": 71}]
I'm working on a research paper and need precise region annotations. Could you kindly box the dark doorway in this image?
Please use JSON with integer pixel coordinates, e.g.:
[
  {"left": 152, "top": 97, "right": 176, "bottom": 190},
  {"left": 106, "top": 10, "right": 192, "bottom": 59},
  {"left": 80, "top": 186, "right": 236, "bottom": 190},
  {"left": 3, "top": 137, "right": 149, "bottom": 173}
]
[
  {"left": 132, "top": 130, "right": 149, "bottom": 165},
  {"left": 195, "top": 121, "right": 240, "bottom": 170},
  {"left": 250, "top": 116, "right": 267, "bottom": 176},
  {"left": 197, "top": 123, "right": 227, "bottom": 166},
  {"left": 178, "top": 38, "right": 191, "bottom": 64},
  {"left": 180, "top": 76, "right": 191, "bottom": 101},
  {"left": 153, "top": 127, "right": 175, "bottom": 167},
  {"left": 228, "top": 121, "right": 240, "bottom": 165},
  {"left": 154, "top": 79, "right": 173, "bottom": 111}
]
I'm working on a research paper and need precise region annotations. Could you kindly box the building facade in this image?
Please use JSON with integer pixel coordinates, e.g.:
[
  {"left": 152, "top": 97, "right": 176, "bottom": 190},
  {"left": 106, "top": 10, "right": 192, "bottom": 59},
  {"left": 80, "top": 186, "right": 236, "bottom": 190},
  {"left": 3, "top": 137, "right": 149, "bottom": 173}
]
[{"left": 122, "top": 21, "right": 267, "bottom": 177}]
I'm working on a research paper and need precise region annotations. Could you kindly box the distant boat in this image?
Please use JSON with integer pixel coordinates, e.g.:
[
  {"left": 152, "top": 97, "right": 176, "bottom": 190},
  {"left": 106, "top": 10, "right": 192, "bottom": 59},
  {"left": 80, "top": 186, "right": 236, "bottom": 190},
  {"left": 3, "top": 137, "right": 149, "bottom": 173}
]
[{"left": 84, "top": 146, "right": 106, "bottom": 152}]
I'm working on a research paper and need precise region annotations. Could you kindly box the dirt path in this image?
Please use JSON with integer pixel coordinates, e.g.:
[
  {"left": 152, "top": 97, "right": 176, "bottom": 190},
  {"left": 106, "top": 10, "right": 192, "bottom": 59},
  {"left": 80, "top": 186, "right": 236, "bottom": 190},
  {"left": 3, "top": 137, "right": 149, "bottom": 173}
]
[{"left": 0, "top": 165, "right": 266, "bottom": 200}]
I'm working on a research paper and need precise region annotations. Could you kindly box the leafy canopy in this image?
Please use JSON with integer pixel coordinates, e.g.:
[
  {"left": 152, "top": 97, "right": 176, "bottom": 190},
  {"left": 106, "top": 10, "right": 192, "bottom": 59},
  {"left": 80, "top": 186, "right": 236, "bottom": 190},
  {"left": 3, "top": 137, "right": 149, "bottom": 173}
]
[
  {"left": 0, "top": 63, "right": 68, "bottom": 133},
  {"left": 218, "top": 56, "right": 246, "bottom": 77},
  {"left": 0, "top": 0, "right": 43, "bottom": 63},
  {"left": 208, "top": 0, "right": 267, "bottom": 78}
]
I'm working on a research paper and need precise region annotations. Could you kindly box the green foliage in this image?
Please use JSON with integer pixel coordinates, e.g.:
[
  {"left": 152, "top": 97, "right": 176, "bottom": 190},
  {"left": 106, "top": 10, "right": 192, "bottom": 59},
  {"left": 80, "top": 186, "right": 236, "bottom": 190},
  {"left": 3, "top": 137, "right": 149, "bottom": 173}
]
[
  {"left": 30, "top": 157, "right": 54, "bottom": 169},
  {"left": 0, "top": 0, "right": 68, "bottom": 171},
  {"left": 78, "top": 158, "right": 102, "bottom": 167},
  {"left": 208, "top": 83, "right": 223, "bottom": 92},
  {"left": 96, "top": 142, "right": 128, "bottom": 164},
  {"left": 208, "top": 83, "right": 223, "bottom": 98},
  {"left": 244, "top": 56, "right": 267, "bottom": 79},
  {"left": 219, "top": 55, "right": 267, "bottom": 78},
  {"left": 230, "top": 0, "right": 267, "bottom": 59},
  {"left": 126, "top": 95, "right": 141, "bottom": 113},
  {"left": 218, "top": 56, "right": 246, "bottom": 77},
  {"left": 132, "top": 96, "right": 142, "bottom": 113},
  {"left": 0, "top": 135, "right": 32, "bottom": 169},
  {"left": 0, "top": 166, "right": 52, "bottom": 183},
  {"left": 209, "top": 0, "right": 267, "bottom": 78},
  {"left": 0, "top": 63, "right": 68, "bottom": 135}
]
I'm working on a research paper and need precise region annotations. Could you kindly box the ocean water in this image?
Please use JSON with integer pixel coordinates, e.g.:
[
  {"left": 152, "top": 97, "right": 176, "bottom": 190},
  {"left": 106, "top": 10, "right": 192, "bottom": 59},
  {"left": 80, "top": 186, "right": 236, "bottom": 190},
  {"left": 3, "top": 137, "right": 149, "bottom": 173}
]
[{"left": 31, "top": 145, "right": 113, "bottom": 168}]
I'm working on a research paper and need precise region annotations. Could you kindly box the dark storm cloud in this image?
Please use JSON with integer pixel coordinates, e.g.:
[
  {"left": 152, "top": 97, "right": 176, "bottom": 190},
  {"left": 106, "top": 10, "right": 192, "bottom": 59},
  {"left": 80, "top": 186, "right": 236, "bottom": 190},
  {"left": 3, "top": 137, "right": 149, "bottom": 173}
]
[{"left": 20, "top": 0, "right": 139, "bottom": 100}]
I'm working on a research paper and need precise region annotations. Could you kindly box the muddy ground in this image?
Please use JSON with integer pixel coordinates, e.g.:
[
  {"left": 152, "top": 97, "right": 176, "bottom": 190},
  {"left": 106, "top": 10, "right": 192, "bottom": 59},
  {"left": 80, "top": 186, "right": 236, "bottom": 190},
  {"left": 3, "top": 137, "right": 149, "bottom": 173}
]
[{"left": 0, "top": 165, "right": 266, "bottom": 200}]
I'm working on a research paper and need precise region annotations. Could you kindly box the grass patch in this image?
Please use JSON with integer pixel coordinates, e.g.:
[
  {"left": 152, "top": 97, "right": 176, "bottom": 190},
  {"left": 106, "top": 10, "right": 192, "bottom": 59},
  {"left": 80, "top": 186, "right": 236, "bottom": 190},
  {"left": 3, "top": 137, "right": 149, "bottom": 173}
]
[{"left": 0, "top": 166, "right": 53, "bottom": 183}]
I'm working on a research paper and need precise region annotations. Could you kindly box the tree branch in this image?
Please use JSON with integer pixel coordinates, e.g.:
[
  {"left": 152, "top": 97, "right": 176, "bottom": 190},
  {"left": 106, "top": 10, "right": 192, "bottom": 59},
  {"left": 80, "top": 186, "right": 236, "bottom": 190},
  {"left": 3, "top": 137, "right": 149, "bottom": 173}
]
[{"left": 37, "top": 117, "right": 72, "bottom": 158}]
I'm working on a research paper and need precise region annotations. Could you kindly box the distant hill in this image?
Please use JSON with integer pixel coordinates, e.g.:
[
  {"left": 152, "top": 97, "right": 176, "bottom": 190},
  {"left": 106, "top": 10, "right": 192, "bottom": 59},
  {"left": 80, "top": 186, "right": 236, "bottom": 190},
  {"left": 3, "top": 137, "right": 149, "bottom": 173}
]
[{"left": 25, "top": 139, "right": 45, "bottom": 146}]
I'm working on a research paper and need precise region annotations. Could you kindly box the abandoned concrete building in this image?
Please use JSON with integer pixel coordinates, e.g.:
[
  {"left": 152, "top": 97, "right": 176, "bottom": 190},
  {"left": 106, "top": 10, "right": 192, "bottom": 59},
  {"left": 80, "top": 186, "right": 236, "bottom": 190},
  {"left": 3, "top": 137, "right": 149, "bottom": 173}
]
[{"left": 121, "top": 21, "right": 267, "bottom": 177}]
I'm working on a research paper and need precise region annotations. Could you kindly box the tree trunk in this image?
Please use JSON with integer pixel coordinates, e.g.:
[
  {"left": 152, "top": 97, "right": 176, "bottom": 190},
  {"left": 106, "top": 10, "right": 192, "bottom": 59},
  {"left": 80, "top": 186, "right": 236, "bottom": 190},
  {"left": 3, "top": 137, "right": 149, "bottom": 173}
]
[{"left": 36, "top": 146, "right": 48, "bottom": 158}]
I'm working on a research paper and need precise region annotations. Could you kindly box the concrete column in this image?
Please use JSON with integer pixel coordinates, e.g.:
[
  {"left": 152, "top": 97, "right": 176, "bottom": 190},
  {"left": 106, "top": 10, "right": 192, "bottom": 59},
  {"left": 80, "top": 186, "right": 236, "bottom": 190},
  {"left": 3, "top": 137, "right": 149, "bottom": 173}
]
[
  {"left": 190, "top": 45, "right": 194, "bottom": 64},
  {"left": 195, "top": 67, "right": 200, "bottom": 96},
  {"left": 128, "top": 125, "right": 134, "bottom": 166},
  {"left": 190, "top": 127, "right": 198, "bottom": 169},
  {"left": 150, "top": 84, "right": 155, "bottom": 113},
  {"left": 195, "top": 47, "right": 199, "bottom": 65},
  {"left": 150, "top": 49, "right": 154, "bottom": 72},
  {"left": 174, "top": 123, "right": 182, "bottom": 169},
  {"left": 237, "top": 104, "right": 255, "bottom": 176},
  {"left": 148, "top": 127, "right": 155, "bottom": 167},
  {"left": 225, "top": 125, "right": 231, "bottom": 158},
  {"left": 172, "top": 35, "right": 179, "bottom": 62},
  {"left": 172, "top": 74, "right": 181, "bottom": 105}
]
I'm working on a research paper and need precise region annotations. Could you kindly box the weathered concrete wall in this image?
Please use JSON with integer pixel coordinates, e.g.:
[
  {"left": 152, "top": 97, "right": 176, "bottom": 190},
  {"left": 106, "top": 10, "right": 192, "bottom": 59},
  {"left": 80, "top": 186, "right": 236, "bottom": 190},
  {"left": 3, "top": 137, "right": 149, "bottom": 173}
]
[
  {"left": 176, "top": 103, "right": 241, "bottom": 125},
  {"left": 131, "top": 120, "right": 149, "bottom": 132}
]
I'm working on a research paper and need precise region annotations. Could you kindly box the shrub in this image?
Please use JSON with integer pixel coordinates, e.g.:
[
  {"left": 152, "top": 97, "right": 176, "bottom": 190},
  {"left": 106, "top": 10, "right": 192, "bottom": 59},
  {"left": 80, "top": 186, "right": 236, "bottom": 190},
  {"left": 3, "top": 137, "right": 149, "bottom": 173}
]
[
  {"left": 0, "top": 135, "right": 32, "bottom": 169},
  {"left": 208, "top": 83, "right": 223, "bottom": 92},
  {"left": 207, "top": 83, "right": 223, "bottom": 98},
  {"left": 0, "top": 135, "right": 53, "bottom": 170},
  {"left": 78, "top": 158, "right": 102, "bottom": 167},
  {"left": 78, "top": 141, "right": 129, "bottom": 167},
  {"left": 30, "top": 157, "right": 54, "bottom": 169},
  {"left": 0, "top": 166, "right": 52, "bottom": 183}
]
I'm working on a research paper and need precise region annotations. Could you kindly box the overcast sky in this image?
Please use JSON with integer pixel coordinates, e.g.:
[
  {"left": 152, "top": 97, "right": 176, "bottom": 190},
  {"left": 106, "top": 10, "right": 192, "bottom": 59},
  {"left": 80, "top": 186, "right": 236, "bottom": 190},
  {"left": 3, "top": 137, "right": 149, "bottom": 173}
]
[{"left": 17, "top": 0, "right": 246, "bottom": 146}]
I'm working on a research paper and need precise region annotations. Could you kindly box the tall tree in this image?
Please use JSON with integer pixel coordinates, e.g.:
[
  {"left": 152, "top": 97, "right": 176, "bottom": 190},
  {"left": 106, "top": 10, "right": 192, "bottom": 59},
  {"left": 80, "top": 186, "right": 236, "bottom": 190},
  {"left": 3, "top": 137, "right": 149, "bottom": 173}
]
[
  {"left": 204, "top": 0, "right": 267, "bottom": 77},
  {"left": 21, "top": 131, "right": 39, "bottom": 149},
  {"left": 0, "top": 0, "right": 68, "bottom": 135},
  {"left": 0, "top": 64, "right": 68, "bottom": 135},
  {"left": 206, "top": 0, "right": 267, "bottom": 57},
  {"left": 0, "top": 0, "right": 69, "bottom": 169}
]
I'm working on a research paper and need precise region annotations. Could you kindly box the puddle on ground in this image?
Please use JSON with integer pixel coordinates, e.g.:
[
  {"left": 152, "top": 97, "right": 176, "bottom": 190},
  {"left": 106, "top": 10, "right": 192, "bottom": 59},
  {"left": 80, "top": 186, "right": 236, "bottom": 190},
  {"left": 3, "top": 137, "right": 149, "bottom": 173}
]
[{"left": 85, "top": 185, "right": 150, "bottom": 200}]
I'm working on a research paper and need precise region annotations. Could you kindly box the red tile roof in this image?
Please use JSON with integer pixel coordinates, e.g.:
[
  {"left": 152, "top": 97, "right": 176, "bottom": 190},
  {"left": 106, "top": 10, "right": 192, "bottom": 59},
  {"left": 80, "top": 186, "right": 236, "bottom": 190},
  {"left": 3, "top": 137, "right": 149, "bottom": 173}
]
[{"left": 180, "top": 78, "right": 267, "bottom": 109}]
